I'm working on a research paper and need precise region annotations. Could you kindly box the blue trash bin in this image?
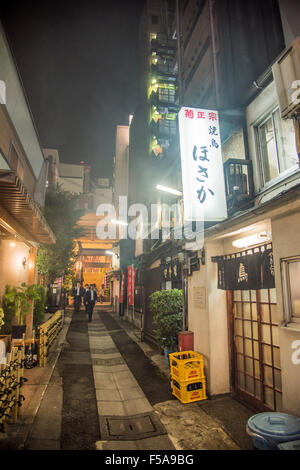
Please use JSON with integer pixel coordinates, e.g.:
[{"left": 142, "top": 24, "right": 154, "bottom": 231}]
[{"left": 247, "top": 412, "right": 300, "bottom": 450}]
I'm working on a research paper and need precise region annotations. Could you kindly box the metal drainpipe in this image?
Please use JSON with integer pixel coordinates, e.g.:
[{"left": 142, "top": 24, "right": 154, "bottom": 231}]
[
  {"left": 176, "top": 1, "right": 189, "bottom": 332},
  {"left": 183, "top": 253, "right": 188, "bottom": 331},
  {"left": 209, "top": 0, "right": 220, "bottom": 108},
  {"left": 176, "top": 0, "right": 183, "bottom": 108}
]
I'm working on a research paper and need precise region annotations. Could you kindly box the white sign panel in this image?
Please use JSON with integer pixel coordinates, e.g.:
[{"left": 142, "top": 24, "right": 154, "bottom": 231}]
[{"left": 178, "top": 107, "right": 227, "bottom": 222}]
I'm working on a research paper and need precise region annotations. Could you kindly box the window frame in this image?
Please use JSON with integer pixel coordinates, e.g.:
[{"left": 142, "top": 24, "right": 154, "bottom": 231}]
[
  {"left": 0, "top": 148, "right": 10, "bottom": 170},
  {"left": 281, "top": 256, "right": 300, "bottom": 326},
  {"left": 254, "top": 107, "right": 298, "bottom": 189}
]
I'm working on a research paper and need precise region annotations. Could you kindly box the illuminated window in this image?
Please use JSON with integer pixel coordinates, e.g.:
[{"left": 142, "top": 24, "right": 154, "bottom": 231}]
[
  {"left": 158, "top": 87, "right": 175, "bottom": 104},
  {"left": 256, "top": 109, "right": 298, "bottom": 185},
  {"left": 281, "top": 257, "right": 300, "bottom": 324}
]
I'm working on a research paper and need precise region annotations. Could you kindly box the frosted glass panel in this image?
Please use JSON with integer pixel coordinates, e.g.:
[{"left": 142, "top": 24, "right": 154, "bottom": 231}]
[{"left": 289, "top": 261, "right": 300, "bottom": 319}]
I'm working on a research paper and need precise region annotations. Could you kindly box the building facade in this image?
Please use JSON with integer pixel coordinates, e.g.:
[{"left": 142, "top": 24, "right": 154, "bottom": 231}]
[
  {"left": 125, "top": 0, "right": 300, "bottom": 416},
  {"left": 0, "top": 23, "right": 55, "bottom": 338}
]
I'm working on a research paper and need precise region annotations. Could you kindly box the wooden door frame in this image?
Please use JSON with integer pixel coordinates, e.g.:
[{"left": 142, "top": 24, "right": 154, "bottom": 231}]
[{"left": 226, "top": 289, "right": 273, "bottom": 412}]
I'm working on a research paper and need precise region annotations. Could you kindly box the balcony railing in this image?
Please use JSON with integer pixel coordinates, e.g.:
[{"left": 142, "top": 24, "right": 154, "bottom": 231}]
[
  {"left": 151, "top": 35, "right": 177, "bottom": 56},
  {"left": 150, "top": 119, "right": 177, "bottom": 141},
  {"left": 151, "top": 62, "right": 177, "bottom": 80},
  {"left": 224, "top": 159, "right": 254, "bottom": 215}
]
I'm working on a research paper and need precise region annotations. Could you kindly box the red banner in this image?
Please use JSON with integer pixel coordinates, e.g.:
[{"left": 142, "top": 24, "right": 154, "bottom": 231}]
[
  {"left": 120, "top": 272, "right": 125, "bottom": 304},
  {"left": 128, "top": 265, "right": 136, "bottom": 306}
]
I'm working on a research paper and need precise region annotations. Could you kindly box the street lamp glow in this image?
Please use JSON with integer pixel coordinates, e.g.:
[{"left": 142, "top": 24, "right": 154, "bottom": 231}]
[
  {"left": 156, "top": 184, "right": 182, "bottom": 196},
  {"left": 232, "top": 232, "right": 270, "bottom": 248},
  {"left": 111, "top": 219, "right": 128, "bottom": 226}
]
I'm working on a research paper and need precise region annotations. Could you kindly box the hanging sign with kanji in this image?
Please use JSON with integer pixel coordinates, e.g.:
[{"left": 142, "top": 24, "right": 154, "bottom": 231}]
[
  {"left": 127, "top": 265, "right": 136, "bottom": 306},
  {"left": 178, "top": 107, "right": 227, "bottom": 222},
  {"left": 120, "top": 272, "right": 125, "bottom": 304}
]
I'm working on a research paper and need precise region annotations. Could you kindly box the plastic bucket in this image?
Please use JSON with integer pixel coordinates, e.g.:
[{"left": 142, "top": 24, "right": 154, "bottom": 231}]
[{"left": 247, "top": 413, "right": 300, "bottom": 450}]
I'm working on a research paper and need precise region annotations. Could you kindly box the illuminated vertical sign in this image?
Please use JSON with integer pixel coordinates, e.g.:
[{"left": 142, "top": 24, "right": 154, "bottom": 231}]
[
  {"left": 127, "top": 265, "right": 136, "bottom": 306},
  {"left": 120, "top": 272, "right": 125, "bottom": 304},
  {"left": 178, "top": 107, "right": 227, "bottom": 222}
]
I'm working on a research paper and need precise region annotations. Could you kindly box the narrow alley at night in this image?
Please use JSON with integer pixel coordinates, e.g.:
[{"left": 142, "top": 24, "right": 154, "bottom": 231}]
[{"left": 1, "top": 0, "right": 300, "bottom": 460}]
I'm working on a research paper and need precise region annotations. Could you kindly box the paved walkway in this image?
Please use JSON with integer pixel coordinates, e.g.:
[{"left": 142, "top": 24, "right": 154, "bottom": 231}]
[{"left": 0, "top": 305, "right": 254, "bottom": 450}]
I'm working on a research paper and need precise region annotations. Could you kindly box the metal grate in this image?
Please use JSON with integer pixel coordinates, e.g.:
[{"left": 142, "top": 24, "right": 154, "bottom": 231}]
[{"left": 99, "top": 412, "right": 167, "bottom": 441}]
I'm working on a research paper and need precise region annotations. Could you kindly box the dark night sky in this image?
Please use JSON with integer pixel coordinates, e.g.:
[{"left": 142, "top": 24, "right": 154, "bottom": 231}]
[{"left": 0, "top": 0, "right": 145, "bottom": 181}]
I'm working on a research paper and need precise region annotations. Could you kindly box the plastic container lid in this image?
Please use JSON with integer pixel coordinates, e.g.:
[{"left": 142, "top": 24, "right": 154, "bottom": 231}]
[
  {"left": 278, "top": 439, "right": 300, "bottom": 450},
  {"left": 248, "top": 413, "right": 300, "bottom": 440}
]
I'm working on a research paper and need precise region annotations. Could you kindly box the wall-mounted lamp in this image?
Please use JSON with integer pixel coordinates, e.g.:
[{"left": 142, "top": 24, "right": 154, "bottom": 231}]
[
  {"left": 232, "top": 231, "right": 271, "bottom": 249},
  {"left": 22, "top": 257, "right": 27, "bottom": 269},
  {"left": 9, "top": 234, "right": 17, "bottom": 247}
]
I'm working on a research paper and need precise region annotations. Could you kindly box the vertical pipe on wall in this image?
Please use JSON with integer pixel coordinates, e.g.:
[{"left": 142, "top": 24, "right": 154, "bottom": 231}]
[
  {"left": 209, "top": 0, "right": 220, "bottom": 109},
  {"left": 176, "top": 0, "right": 183, "bottom": 108}
]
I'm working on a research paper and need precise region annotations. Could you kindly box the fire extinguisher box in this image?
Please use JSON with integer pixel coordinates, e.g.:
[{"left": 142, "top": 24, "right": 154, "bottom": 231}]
[{"left": 178, "top": 331, "right": 194, "bottom": 351}]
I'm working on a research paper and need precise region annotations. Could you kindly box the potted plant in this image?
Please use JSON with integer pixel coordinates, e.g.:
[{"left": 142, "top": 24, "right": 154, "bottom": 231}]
[
  {"left": 3, "top": 283, "right": 41, "bottom": 338},
  {"left": 149, "top": 289, "right": 183, "bottom": 365},
  {"left": 33, "top": 285, "right": 47, "bottom": 326}
]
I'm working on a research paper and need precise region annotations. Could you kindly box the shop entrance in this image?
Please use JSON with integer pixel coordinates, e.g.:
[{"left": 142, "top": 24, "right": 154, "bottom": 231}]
[{"left": 228, "top": 288, "right": 282, "bottom": 411}]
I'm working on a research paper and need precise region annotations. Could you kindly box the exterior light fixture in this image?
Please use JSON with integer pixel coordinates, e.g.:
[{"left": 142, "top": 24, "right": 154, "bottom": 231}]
[
  {"left": 10, "top": 241, "right": 16, "bottom": 247},
  {"left": 111, "top": 219, "right": 128, "bottom": 226},
  {"left": 156, "top": 184, "right": 182, "bottom": 196},
  {"left": 232, "top": 232, "right": 271, "bottom": 249}
]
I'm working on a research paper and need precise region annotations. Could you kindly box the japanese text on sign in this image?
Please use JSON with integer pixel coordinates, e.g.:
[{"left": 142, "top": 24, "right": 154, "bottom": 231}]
[{"left": 178, "top": 107, "right": 227, "bottom": 222}]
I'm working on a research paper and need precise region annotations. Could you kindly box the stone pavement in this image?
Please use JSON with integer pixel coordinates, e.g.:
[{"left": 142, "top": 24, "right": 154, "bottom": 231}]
[{"left": 0, "top": 304, "right": 255, "bottom": 451}]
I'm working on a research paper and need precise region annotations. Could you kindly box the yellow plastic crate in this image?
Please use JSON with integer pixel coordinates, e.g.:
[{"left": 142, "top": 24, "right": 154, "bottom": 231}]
[
  {"left": 171, "top": 377, "right": 207, "bottom": 404},
  {"left": 169, "top": 350, "right": 205, "bottom": 382}
]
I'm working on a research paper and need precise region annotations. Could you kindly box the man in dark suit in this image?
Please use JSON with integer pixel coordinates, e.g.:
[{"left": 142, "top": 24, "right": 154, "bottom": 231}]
[
  {"left": 72, "top": 282, "right": 84, "bottom": 313},
  {"left": 84, "top": 284, "right": 98, "bottom": 322}
]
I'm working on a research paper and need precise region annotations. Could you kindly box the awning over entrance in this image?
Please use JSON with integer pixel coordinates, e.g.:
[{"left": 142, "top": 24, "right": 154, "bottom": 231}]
[{"left": 0, "top": 171, "right": 55, "bottom": 244}]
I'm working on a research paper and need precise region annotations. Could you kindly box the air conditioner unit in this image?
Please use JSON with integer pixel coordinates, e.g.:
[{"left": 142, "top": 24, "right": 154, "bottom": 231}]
[{"left": 272, "top": 36, "right": 300, "bottom": 119}]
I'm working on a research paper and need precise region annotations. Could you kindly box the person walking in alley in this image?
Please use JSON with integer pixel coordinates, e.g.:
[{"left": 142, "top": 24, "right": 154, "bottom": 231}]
[
  {"left": 72, "top": 281, "right": 84, "bottom": 313},
  {"left": 83, "top": 284, "right": 90, "bottom": 316},
  {"left": 84, "top": 284, "right": 98, "bottom": 322}
]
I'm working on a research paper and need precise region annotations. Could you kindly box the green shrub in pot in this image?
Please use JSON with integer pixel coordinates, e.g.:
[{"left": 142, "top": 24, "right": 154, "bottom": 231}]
[{"left": 149, "top": 289, "right": 183, "bottom": 351}]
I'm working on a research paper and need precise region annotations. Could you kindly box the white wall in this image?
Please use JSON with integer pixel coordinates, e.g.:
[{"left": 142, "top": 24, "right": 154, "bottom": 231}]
[
  {"left": 0, "top": 240, "right": 30, "bottom": 298},
  {"left": 279, "top": 0, "right": 300, "bottom": 46},
  {"left": 93, "top": 187, "right": 113, "bottom": 207},
  {"left": 271, "top": 210, "right": 300, "bottom": 416},
  {"left": 188, "top": 240, "right": 230, "bottom": 397},
  {"left": 246, "top": 80, "right": 300, "bottom": 204},
  {"left": 0, "top": 24, "right": 45, "bottom": 178},
  {"left": 58, "top": 176, "right": 83, "bottom": 194}
]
